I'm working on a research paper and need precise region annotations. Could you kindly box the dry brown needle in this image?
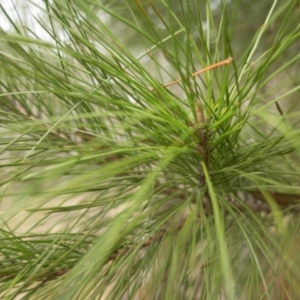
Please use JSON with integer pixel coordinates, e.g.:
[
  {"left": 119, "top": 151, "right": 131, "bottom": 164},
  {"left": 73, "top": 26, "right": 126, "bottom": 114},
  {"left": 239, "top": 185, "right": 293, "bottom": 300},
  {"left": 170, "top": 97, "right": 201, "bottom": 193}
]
[{"left": 161, "top": 57, "right": 233, "bottom": 89}]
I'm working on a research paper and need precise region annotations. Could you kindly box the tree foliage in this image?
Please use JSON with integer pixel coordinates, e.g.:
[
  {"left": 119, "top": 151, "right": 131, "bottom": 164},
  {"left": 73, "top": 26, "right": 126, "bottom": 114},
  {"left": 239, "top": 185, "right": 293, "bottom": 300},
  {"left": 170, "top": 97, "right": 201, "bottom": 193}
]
[{"left": 1, "top": 0, "right": 300, "bottom": 299}]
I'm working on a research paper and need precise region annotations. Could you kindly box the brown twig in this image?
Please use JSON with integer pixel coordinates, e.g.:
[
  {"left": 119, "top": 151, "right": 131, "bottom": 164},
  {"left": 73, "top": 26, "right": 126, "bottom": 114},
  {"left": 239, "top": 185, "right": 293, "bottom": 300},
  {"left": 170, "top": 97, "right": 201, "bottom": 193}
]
[
  {"left": 187, "top": 100, "right": 214, "bottom": 212},
  {"left": 6, "top": 96, "right": 123, "bottom": 162},
  {"left": 7, "top": 96, "right": 71, "bottom": 142},
  {"left": 1, "top": 189, "right": 298, "bottom": 282},
  {"left": 109, "top": 227, "right": 170, "bottom": 261}
]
